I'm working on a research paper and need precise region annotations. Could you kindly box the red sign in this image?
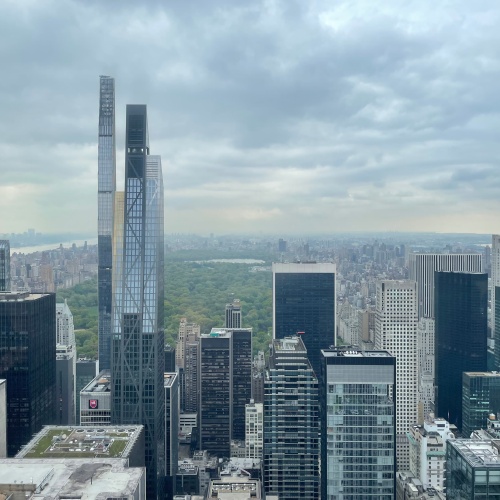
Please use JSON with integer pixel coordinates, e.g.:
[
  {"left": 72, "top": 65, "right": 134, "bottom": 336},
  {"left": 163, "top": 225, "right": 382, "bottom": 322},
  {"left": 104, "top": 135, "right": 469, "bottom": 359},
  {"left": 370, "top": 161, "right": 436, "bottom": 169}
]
[{"left": 89, "top": 399, "right": 98, "bottom": 409}]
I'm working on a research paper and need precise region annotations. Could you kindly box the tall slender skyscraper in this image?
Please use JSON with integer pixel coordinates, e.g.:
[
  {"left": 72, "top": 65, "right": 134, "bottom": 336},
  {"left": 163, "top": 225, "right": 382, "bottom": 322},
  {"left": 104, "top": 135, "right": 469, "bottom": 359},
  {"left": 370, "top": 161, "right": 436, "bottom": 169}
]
[
  {"left": 273, "top": 262, "right": 336, "bottom": 378},
  {"left": 492, "top": 236, "right": 500, "bottom": 333},
  {"left": 97, "top": 76, "right": 116, "bottom": 371},
  {"left": 375, "top": 280, "right": 418, "bottom": 470},
  {"left": 112, "top": 105, "right": 165, "bottom": 499},
  {"left": 435, "top": 271, "right": 487, "bottom": 431},
  {"left": 0, "top": 241, "right": 10, "bottom": 292},
  {"left": 225, "top": 299, "right": 242, "bottom": 328}
]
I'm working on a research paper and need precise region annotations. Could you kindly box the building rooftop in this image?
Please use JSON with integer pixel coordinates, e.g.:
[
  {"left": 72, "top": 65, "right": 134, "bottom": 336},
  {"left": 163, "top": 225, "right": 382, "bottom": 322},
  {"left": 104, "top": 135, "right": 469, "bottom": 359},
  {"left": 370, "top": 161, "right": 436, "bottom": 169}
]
[
  {"left": 202, "top": 328, "right": 232, "bottom": 339},
  {"left": 450, "top": 439, "right": 500, "bottom": 468},
  {"left": 164, "top": 372, "right": 177, "bottom": 388},
  {"left": 81, "top": 370, "right": 111, "bottom": 394},
  {"left": 0, "top": 291, "right": 50, "bottom": 301},
  {"left": 464, "top": 371, "right": 500, "bottom": 378},
  {"left": 273, "top": 336, "right": 306, "bottom": 351},
  {"left": 0, "top": 458, "right": 144, "bottom": 499},
  {"left": 322, "top": 348, "right": 393, "bottom": 358},
  {"left": 16, "top": 425, "right": 143, "bottom": 460}
]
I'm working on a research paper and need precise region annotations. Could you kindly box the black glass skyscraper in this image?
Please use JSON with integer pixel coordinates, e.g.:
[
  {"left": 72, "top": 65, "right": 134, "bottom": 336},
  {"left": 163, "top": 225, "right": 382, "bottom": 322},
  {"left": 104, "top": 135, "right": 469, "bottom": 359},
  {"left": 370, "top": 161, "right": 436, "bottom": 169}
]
[
  {"left": 112, "top": 105, "right": 165, "bottom": 499},
  {"left": 435, "top": 272, "right": 487, "bottom": 430},
  {"left": 0, "top": 292, "right": 56, "bottom": 456},
  {"left": 97, "top": 75, "right": 116, "bottom": 371},
  {"left": 273, "top": 262, "right": 336, "bottom": 378}
]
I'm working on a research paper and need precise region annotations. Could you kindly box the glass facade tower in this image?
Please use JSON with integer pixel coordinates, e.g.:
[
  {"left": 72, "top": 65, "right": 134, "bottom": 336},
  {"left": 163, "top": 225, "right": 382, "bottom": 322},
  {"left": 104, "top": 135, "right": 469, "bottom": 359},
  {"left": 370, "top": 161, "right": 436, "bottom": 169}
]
[
  {"left": 435, "top": 272, "right": 488, "bottom": 431},
  {"left": 264, "top": 336, "right": 319, "bottom": 499},
  {"left": 0, "top": 292, "right": 56, "bottom": 456},
  {"left": 321, "top": 348, "right": 396, "bottom": 499},
  {"left": 112, "top": 105, "right": 165, "bottom": 499},
  {"left": 273, "top": 262, "right": 336, "bottom": 379},
  {"left": 97, "top": 76, "right": 116, "bottom": 371}
]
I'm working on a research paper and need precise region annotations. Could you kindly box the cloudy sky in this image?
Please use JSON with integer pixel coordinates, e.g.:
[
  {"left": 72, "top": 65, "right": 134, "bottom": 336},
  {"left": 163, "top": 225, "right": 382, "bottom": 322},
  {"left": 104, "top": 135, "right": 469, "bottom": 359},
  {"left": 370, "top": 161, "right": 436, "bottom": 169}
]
[{"left": 1, "top": 0, "right": 500, "bottom": 236}]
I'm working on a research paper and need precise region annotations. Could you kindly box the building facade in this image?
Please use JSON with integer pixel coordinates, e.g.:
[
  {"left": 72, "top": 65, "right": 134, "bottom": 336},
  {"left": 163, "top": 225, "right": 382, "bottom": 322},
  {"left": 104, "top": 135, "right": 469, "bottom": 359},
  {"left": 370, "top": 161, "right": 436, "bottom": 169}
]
[
  {"left": 0, "top": 292, "right": 56, "bottom": 456},
  {"left": 198, "top": 328, "right": 252, "bottom": 457},
  {"left": 492, "top": 236, "right": 500, "bottom": 337},
  {"left": 225, "top": 299, "right": 242, "bottom": 329},
  {"left": 321, "top": 348, "right": 396, "bottom": 500},
  {"left": 80, "top": 370, "right": 111, "bottom": 426},
  {"left": 0, "top": 241, "right": 10, "bottom": 292},
  {"left": 273, "top": 262, "right": 336, "bottom": 378},
  {"left": 245, "top": 400, "right": 263, "bottom": 460},
  {"left": 264, "top": 336, "right": 319, "bottom": 500},
  {"left": 97, "top": 75, "right": 116, "bottom": 371},
  {"left": 462, "top": 372, "right": 500, "bottom": 438},
  {"left": 446, "top": 439, "right": 500, "bottom": 499},
  {"left": 417, "top": 318, "right": 435, "bottom": 422},
  {"left": 375, "top": 280, "right": 418, "bottom": 471},
  {"left": 408, "top": 253, "right": 482, "bottom": 318},
  {"left": 165, "top": 372, "right": 179, "bottom": 500},
  {"left": 112, "top": 105, "right": 165, "bottom": 499},
  {"left": 435, "top": 272, "right": 488, "bottom": 431},
  {"left": 75, "top": 358, "right": 97, "bottom": 426}
]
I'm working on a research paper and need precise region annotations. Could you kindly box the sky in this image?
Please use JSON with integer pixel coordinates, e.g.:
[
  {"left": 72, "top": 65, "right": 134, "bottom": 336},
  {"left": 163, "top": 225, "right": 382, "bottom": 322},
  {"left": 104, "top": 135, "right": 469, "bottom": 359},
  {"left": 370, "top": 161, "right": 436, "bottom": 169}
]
[{"left": 1, "top": 0, "right": 500, "bottom": 236}]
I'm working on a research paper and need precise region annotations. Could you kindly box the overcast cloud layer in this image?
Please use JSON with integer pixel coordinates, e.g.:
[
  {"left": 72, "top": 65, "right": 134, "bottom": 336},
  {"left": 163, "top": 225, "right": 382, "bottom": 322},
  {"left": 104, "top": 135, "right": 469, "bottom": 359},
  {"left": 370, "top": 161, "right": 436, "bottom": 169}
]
[{"left": 1, "top": 0, "right": 500, "bottom": 235}]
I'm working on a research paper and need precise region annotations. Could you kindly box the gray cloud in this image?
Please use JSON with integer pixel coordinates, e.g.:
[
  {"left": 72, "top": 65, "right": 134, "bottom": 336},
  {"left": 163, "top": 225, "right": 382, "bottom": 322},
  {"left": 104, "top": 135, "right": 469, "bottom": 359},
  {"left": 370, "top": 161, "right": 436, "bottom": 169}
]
[{"left": 1, "top": 0, "right": 500, "bottom": 234}]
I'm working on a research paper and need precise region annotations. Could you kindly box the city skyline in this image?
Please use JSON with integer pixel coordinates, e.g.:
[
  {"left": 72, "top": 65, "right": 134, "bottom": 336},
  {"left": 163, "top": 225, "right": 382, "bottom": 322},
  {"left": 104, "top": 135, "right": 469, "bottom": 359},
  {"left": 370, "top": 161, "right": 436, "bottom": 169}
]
[{"left": 1, "top": 1, "right": 500, "bottom": 236}]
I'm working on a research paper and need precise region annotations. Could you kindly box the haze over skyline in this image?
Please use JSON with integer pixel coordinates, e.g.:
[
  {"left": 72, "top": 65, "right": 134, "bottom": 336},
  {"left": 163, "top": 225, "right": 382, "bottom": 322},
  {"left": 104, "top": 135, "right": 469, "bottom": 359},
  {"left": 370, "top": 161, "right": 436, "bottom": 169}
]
[{"left": 1, "top": 0, "right": 500, "bottom": 235}]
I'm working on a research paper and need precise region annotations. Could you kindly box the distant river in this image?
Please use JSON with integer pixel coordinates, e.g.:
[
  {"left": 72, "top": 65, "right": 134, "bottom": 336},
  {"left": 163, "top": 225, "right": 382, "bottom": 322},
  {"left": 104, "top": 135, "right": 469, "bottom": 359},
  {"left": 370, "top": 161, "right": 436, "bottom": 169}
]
[
  {"left": 193, "top": 259, "right": 266, "bottom": 264},
  {"left": 11, "top": 238, "right": 98, "bottom": 255}
]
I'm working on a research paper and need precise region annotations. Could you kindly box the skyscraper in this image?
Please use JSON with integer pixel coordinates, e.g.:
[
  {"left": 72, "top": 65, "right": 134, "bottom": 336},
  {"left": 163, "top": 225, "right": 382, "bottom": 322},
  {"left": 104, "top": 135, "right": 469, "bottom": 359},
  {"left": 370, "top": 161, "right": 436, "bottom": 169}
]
[
  {"left": 225, "top": 299, "right": 242, "bottom": 329},
  {"left": 112, "top": 105, "right": 165, "bottom": 499},
  {"left": 492, "top": 235, "right": 500, "bottom": 335},
  {"left": 264, "top": 336, "right": 319, "bottom": 500},
  {"left": 435, "top": 272, "right": 488, "bottom": 431},
  {"left": 0, "top": 241, "right": 10, "bottom": 292},
  {"left": 321, "top": 348, "right": 396, "bottom": 499},
  {"left": 198, "top": 328, "right": 253, "bottom": 457},
  {"left": 164, "top": 372, "right": 179, "bottom": 500},
  {"left": 273, "top": 262, "right": 336, "bottom": 378},
  {"left": 408, "top": 253, "right": 482, "bottom": 318},
  {"left": 375, "top": 280, "right": 418, "bottom": 470},
  {"left": 462, "top": 372, "right": 500, "bottom": 438},
  {"left": 0, "top": 292, "right": 56, "bottom": 456},
  {"left": 97, "top": 75, "right": 116, "bottom": 371}
]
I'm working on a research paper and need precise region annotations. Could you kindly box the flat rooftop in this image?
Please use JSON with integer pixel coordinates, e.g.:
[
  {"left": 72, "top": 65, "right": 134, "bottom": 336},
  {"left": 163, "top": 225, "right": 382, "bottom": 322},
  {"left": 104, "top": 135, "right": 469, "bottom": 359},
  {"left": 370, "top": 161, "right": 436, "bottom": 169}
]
[
  {"left": 16, "top": 425, "right": 143, "bottom": 459},
  {"left": 209, "top": 476, "right": 262, "bottom": 499},
  {"left": 322, "top": 348, "right": 393, "bottom": 358},
  {"left": 451, "top": 439, "right": 500, "bottom": 468},
  {"left": 81, "top": 370, "right": 111, "bottom": 393},
  {"left": 464, "top": 371, "right": 500, "bottom": 378},
  {"left": 164, "top": 372, "right": 177, "bottom": 388},
  {"left": 0, "top": 458, "right": 144, "bottom": 499},
  {"left": 274, "top": 336, "right": 306, "bottom": 351},
  {"left": 0, "top": 292, "right": 50, "bottom": 301}
]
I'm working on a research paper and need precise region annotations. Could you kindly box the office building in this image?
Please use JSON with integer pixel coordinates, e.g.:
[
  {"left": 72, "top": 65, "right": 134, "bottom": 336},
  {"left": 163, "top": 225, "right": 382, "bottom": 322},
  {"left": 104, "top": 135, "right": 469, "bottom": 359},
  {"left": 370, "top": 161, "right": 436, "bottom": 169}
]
[
  {"left": 75, "top": 358, "right": 98, "bottom": 425},
  {"left": 408, "top": 253, "right": 482, "bottom": 318},
  {"left": 462, "top": 371, "right": 500, "bottom": 438},
  {"left": 495, "top": 286, "right": 500, "bottom": 371},
  {"left": 225, "top": 299, "right": 242, "bottom": 328},
  {"left": 176, "top": 318, "right": 201, "bottom": 369},
  {"left": 321, "top": 348, "right": 396, "bottom": 499},
  {"left": 408, "top": 416, "right": 453, "bottom": 492},
  {"left": 112, "top": 105, "right": 165, "bottom": 499},
  {"left": 55, "top": 344, "right": 76, "bottom": 425},
  {"left": 198, "top": 328, "right": 252, "bottom": 457},
  {"left": 273, "top": 262, "right": 336, "bottom": 378},
  {"left": 492, "top": 236, "right": 500, "bottom": 335},
  {"left": 80, "top": 370, "right": 111, "bottom": 425},
  {"left": 435, "top": 272, "right": 487, "bottom": 431},
  {"left": 264, "top": 336, "right": 319, "bottom": 500},
  {"left": 417, "top": 318, "right": 435, "bottom": 422},
  {"left": 446, "top": 439, "right": 500, "bottom": 499},
  {"left": 55, "top": 299, "right": 76, "bottom": 425},
  {"left": 184, "top": 339, "right": 199, "bottom": 413},
  {"left": 245, "top": 400, "right": 263, "bottom": 460},
  {"left": 375, "top": 280, "right": 418, "bottom": 470},
  {"left": 0, "top": 379, "right": 5, "bottom": 457},
  {"left": 165, "top": 344, "right": 176, "bottom": 372},
  {"left": 0, "top": 241, "right": 10, "bottom": 292},
  {"left": 0, "top": 292, "right": 56, "bottom": 456},
  {"left": 97, "top": 75, "right": 116, "bottom": 371},
  {"left": 165, "top": 372, "right": 179, "bottom": 500}
]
